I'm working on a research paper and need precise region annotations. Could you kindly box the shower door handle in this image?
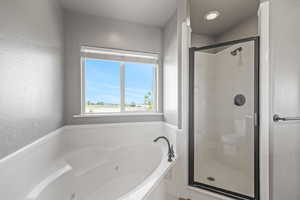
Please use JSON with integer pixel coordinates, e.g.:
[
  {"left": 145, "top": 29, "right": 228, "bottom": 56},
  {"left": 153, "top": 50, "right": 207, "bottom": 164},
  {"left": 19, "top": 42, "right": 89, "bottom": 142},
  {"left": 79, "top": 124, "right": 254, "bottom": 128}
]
[
  {"left": 254, "top": 112, "right": 258, "bottom": 127},
  {"left": 273, "top": 114, "right": 300, "bottom": 122}
]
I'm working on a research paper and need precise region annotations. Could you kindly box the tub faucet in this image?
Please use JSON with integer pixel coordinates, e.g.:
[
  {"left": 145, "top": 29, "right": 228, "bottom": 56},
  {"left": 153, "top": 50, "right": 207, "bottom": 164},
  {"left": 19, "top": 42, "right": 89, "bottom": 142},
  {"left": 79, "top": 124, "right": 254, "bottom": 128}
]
[{"left": 153, "top": 136, "right": 175, "bottom": 162}]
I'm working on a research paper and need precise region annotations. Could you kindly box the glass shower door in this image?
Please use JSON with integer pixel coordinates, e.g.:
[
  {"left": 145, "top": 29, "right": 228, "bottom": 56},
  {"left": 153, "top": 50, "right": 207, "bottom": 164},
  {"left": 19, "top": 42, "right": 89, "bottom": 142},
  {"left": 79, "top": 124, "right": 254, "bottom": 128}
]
[{"left": 189, "top": 38, "right": 259, "bottom": 200}]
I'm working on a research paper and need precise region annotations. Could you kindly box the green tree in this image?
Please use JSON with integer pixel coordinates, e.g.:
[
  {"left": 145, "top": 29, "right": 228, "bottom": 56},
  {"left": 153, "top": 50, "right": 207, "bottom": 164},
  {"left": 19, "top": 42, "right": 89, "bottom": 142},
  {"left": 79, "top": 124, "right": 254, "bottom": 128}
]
[
  {"left": 144, "top": 91, "right": 153, "bottom": 110},
  {"left": 130, "top": 101, "right": 136, "bottom": 107},
  {"left": 96, "top": 101, "right": 104, "bottom": 105}
]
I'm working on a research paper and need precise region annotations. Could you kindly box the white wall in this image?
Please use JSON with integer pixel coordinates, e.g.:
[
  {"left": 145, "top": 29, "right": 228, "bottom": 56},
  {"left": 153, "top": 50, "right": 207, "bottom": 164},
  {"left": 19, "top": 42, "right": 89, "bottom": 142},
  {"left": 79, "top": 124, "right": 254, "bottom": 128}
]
[
  {"left": 270, "top": 0, "right": 300, "bottom": 199},
  {"left": 0, "top": 0, "right": 64, "bottom": 159},
  {"left": 191, "top": 15, "right": 258, "bottom": 47},
  {"left": 163, "top": 12, "right": 179, "bottom": 126},
  {"left": 191, "top": 33, "right": 215, "bottom": 47},
  {"left": 258, "top": 2, "right": 270, "bottom": 200},
  {"left": 216, "top": 15, "right": 258, "bottom": 43},
  {"left": 63, "top": 10, "right": 163, "bottom": 125},
  {"left": 175, "top": 0, "right": 185, "bottom": 129}
]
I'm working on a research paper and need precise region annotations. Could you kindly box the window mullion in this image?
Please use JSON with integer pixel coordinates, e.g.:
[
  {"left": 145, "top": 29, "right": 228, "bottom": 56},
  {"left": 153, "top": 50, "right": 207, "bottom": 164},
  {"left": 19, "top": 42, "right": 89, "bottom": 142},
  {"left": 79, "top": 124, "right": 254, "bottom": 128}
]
[
  {"left": 120, "top": 63, "right": 125, "bottom": 112},
  {"left": 153, "top": 65, "right": 158, "bottom": 112},
  {"left": 81, "top": 57, "right": 86, "bottom": 114}
]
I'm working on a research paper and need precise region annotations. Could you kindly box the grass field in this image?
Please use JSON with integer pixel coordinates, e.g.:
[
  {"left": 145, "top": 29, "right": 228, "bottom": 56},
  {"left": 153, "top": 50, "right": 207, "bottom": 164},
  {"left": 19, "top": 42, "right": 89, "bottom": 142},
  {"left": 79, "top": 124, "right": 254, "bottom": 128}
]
[{"left": 85, "top": 104, "right": 152, "bottom": 113}]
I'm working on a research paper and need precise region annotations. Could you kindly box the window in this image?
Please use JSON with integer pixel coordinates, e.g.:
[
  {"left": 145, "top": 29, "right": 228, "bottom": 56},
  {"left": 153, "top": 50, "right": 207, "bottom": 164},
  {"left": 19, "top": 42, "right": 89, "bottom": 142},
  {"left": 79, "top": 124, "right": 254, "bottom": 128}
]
[{"left": 81, "top": 47, "right": 159, "bottom": 114}]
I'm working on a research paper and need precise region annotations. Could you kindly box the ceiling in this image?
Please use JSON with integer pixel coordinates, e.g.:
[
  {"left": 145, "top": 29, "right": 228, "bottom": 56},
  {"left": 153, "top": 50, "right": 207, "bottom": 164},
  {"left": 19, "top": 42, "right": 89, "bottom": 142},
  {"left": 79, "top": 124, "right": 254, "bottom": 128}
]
[
  {"left": 60, "top": 0, "right": 177, "bottom": 27},
  {"left": 191, "top": 0, "right": 259, "bottom": 36}
]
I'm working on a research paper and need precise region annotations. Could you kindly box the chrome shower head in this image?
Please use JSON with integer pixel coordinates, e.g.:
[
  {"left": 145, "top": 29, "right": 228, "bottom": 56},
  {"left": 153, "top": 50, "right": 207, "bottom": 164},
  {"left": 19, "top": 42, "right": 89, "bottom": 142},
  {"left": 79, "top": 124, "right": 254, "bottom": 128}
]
[{"left": 231, "top": 47, "right": 243, "bottom": 56}]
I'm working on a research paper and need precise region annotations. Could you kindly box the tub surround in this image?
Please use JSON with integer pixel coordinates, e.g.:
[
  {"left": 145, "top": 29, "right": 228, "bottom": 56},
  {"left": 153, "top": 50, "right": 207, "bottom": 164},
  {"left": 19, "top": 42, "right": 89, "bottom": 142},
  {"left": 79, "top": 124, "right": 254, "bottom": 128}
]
[{"left": 0, "top": 0, "right": 64, "bottom": 160}]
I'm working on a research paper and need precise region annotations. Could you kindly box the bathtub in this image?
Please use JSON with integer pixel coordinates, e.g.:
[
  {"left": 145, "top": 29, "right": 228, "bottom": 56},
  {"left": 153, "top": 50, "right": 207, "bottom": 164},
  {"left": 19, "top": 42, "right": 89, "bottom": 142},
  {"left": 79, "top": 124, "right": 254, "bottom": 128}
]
[{"left": 0, "top": 122, "right": 177, "bottom": 200}]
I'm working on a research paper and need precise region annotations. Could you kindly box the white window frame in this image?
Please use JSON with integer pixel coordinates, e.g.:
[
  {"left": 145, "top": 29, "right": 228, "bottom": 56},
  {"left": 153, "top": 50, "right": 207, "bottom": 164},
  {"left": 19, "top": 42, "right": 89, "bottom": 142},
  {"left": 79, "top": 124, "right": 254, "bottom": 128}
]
[{"left": 80, "top": 46, "right": 160, "bottom": 115}]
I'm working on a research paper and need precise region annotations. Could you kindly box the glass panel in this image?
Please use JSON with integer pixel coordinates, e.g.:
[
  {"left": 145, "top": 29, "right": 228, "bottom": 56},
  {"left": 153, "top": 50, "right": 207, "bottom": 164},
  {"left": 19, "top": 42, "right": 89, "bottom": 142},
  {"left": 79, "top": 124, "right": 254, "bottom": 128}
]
[
  {"left": 193, "top": 41, "right": 255, "bottom": 197},
  {"left": 85, "top": 58, "right": 120, "bottom": 113},
  {"left": 124, "top": 62, "right": 155, "bottom": 112}
]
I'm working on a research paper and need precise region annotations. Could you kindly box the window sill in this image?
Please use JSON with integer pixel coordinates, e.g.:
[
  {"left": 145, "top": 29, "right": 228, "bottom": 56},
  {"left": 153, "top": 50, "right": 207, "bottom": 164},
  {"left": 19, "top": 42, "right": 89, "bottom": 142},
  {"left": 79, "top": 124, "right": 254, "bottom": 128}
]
[{"left": 73, "top": 112, "right": 163, "bottom": 118}]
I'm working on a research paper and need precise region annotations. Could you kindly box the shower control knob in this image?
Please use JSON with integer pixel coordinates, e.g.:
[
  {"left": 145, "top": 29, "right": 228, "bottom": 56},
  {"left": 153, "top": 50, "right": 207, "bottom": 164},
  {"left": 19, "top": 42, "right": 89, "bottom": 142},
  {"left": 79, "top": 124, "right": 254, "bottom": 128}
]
[{"left": 234, "top": 94, "right": 246, "bottom": 106}]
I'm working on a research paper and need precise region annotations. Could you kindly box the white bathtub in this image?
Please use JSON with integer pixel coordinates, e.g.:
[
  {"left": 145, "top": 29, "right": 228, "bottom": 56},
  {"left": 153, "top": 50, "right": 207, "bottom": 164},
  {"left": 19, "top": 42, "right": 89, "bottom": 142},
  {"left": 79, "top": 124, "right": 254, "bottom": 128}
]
[{"left": 0, "top": 122, "right": 177, "bottom": 200}]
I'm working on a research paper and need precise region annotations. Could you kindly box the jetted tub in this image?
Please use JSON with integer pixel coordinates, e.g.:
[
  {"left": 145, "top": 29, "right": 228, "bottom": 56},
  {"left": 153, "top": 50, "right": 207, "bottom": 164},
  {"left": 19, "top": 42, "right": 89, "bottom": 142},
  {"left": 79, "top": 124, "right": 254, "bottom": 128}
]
[{"left": 0, "top": 122, "right": 177, "bottom": 200}]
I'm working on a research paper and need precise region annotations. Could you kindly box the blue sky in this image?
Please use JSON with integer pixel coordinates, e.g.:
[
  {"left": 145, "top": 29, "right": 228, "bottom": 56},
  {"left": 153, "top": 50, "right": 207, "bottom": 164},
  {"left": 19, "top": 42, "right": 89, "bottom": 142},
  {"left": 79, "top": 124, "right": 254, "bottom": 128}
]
[{"left": 85, "top": 59, "right": 154, "bottom": 104}]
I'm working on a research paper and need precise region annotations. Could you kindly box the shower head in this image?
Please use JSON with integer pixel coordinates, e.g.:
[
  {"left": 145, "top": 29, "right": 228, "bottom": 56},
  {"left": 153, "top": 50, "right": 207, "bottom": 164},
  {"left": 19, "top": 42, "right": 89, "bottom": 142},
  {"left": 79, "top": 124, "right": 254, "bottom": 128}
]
[{"left": 231, "top": 47, "right": 243, "bottom": 56}]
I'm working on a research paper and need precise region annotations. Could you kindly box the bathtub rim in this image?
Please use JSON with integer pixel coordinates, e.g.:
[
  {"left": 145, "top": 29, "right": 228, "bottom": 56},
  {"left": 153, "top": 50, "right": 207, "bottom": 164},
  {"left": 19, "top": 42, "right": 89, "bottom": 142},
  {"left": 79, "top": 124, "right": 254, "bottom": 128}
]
[
  {"left": 0, "top": 127, "right": 64, "bottom": 165},
  {"left": 117, "top": 153, "right": 177, "bottom": 200},
  {"left": 0, "top": 121, "right": 171, "bottom": 164}
]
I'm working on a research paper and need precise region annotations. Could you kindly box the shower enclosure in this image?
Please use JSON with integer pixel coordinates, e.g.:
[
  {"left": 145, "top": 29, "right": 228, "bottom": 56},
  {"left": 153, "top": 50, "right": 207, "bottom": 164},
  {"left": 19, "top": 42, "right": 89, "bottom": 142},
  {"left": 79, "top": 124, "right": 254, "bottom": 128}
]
[{"left": 188, "top": 37, "right": 259, "bottom": 200}]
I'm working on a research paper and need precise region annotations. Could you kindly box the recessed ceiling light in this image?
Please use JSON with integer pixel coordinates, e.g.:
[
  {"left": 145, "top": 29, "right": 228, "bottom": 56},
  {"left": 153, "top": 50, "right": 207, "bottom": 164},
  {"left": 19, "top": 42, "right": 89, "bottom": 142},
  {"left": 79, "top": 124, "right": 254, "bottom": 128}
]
[{"left": 205, "top": 11, "right": 220, "bottom": 21}]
